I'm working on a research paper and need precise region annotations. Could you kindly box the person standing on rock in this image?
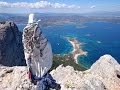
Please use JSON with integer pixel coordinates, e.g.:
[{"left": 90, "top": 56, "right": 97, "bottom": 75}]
[{"left": 22, "top": 13, "right": 61, "bottom": 90}]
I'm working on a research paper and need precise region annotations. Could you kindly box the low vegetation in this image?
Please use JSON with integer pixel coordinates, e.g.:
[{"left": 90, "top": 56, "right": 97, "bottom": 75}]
[{"left": 52, "top": 55, "right": 87, "bottom": 71}]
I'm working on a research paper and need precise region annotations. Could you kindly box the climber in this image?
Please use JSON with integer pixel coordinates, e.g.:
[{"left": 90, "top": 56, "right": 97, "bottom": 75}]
[{"left": 22, "top": 13, "right": 61, "bottom": 90}]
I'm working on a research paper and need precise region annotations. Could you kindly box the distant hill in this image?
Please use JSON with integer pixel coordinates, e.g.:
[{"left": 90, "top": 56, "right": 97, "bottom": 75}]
[
  {"left": 82, "top": 11, "right": 120, "bottom": 16},
  {"left": 0, "top": 12, "right": 120, "bottom": 27}
]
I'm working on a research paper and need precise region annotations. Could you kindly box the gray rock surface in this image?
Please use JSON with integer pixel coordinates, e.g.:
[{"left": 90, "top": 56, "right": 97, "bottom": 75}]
[
  {"left": 0, "top": 55, "right": 119, "bottom": 90},
  {"left": 0, "top": 66, "right": 35, "bottom": 90},
  {"left": 51, "top": 55, "right": 120, "bottom": 90},
  {"left": 0, "top": 21, "right": 25, "bottom": 66}
]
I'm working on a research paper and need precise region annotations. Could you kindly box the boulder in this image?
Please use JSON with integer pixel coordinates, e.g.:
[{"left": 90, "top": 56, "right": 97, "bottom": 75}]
[{"left": 51, "top": 55, "right": 120, "bottom": 90}]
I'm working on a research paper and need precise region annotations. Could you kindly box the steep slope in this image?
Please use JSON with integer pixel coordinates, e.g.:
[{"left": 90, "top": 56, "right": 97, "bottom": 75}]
[{"left": 0, "top": 21, "right": 25, "bottom": 66}]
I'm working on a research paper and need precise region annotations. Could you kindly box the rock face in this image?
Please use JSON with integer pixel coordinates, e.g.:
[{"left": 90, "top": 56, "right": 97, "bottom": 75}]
[
  {"left": 0, "top": 54, "right": 120, "bottom": 90},
  {"left": 0, "top": 21, "right": 25, "bottom": 66},
  {"left": 0, "top": 66, "right": 35, "bottom": 90},
  {"left": 51, "top": 55, "right": 120, "bottom": 90}
]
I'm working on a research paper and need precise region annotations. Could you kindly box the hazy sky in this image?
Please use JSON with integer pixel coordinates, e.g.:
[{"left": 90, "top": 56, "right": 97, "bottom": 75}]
[{"left": 0, "top": 0, "right": 119, "bottom": 13}]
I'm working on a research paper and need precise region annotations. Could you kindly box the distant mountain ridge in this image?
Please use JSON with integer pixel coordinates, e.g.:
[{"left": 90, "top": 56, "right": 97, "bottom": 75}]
[{"left": 1, "top": 11, "right": 120, "bottom": 17}]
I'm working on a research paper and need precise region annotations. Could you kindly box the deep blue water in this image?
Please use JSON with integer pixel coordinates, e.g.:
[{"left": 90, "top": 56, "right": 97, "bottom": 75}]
[{"left": 18, "top": 22, "right": 120, "bottom": 68}]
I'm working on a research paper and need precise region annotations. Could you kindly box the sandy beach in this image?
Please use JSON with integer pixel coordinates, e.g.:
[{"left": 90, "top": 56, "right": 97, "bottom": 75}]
[
  {"left": 69, "top": 40, "right": 76, "bottom": 53},
  {"left": 68, "top": 38, "right": 87, "bottom": 63}
]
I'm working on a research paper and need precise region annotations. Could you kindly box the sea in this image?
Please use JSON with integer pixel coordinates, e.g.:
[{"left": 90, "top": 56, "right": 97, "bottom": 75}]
[{"left": 18, "top": 22, "right": 120, "bottom": 68}]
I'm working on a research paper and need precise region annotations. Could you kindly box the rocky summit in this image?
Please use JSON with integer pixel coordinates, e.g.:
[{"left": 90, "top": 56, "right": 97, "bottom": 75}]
[
  {"left": 0, "top": 21, "right": 25, "bottom": 66},
  {"left": 51, "top": 55, "right": 120, "bottom": 90},
  {"left": 0, "top": 22, "right": 120, "bottom": 90},
  {"left": 0, "top": 55, "right": 119, "bottom": 90}
]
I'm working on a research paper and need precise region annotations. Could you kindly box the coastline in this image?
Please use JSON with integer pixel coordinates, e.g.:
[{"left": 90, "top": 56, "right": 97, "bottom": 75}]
[{"left": 68, "top": 38, "right": 87, "bottom": 63}]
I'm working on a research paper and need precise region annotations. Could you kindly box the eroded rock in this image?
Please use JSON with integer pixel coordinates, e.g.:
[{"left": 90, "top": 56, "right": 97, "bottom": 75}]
[
  {"left": 0, "top": 21, "right": 25, "bottom": 66},
  {"left": 51, "top": 55, "right": 120, "bottom": 90}
]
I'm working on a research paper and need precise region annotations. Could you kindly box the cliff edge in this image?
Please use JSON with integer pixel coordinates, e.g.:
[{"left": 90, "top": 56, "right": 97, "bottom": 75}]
[
  {"left": 0, "top": 21, "right": 25, "bottom": 66},
  {"left": 51, "top": 55, "right": 120, "bottom": 90},
  {"left": 0, "top": 55, "right": 119, "bottom": 90}
]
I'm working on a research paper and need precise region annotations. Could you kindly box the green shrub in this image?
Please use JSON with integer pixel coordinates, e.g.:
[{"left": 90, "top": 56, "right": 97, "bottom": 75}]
[{"left": 52, "top": 55, "right": 87, "bottom": 71}]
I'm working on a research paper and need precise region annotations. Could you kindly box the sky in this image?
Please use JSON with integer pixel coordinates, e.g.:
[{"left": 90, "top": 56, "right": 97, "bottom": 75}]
[{"left": 0, "top": 0, "right": 120, "bottom": 13}]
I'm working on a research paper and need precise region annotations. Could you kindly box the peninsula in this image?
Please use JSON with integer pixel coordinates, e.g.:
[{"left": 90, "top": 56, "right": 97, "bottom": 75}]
[{"left": 67, "top": 38, "right": 87, "bottom": 63}]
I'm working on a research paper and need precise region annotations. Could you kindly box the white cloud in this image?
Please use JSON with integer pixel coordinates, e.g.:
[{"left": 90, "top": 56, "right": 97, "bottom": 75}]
[
  {"left": 90, "top": 5, "right": 96, "bottom": 9},
  {"left": 0, "top": 1, "right": 80, "bottom": 9}
]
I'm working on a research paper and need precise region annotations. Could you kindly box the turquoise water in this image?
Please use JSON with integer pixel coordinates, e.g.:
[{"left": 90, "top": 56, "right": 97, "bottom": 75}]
[{"left": 18, "top": 22, "right": 120, "bottom": 68}]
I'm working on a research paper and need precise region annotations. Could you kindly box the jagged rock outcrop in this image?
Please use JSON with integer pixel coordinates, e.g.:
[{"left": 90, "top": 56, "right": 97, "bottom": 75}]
[
  {"left": 0, "top": 66, "right": 35, "bottom": 90},
  {"left": 51, "top": 55, "right": 120, "bottom": 90},
  {"left": 0, "top": 21, "right": 25, "bottom": 66},
  {"left": 0, "top": 54, "right": 120, "bottom": 90}
]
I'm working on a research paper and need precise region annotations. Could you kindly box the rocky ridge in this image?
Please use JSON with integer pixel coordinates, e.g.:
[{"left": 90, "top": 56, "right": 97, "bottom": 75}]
[
  {"left": 0, "top": 21, "right": 25, "bottom": 66},
  {"left": 0, "top": 55, "right": 120, "bottom": 90},
  {"left": 51, "top": 55, "right": 120, "bottom": 90}
]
